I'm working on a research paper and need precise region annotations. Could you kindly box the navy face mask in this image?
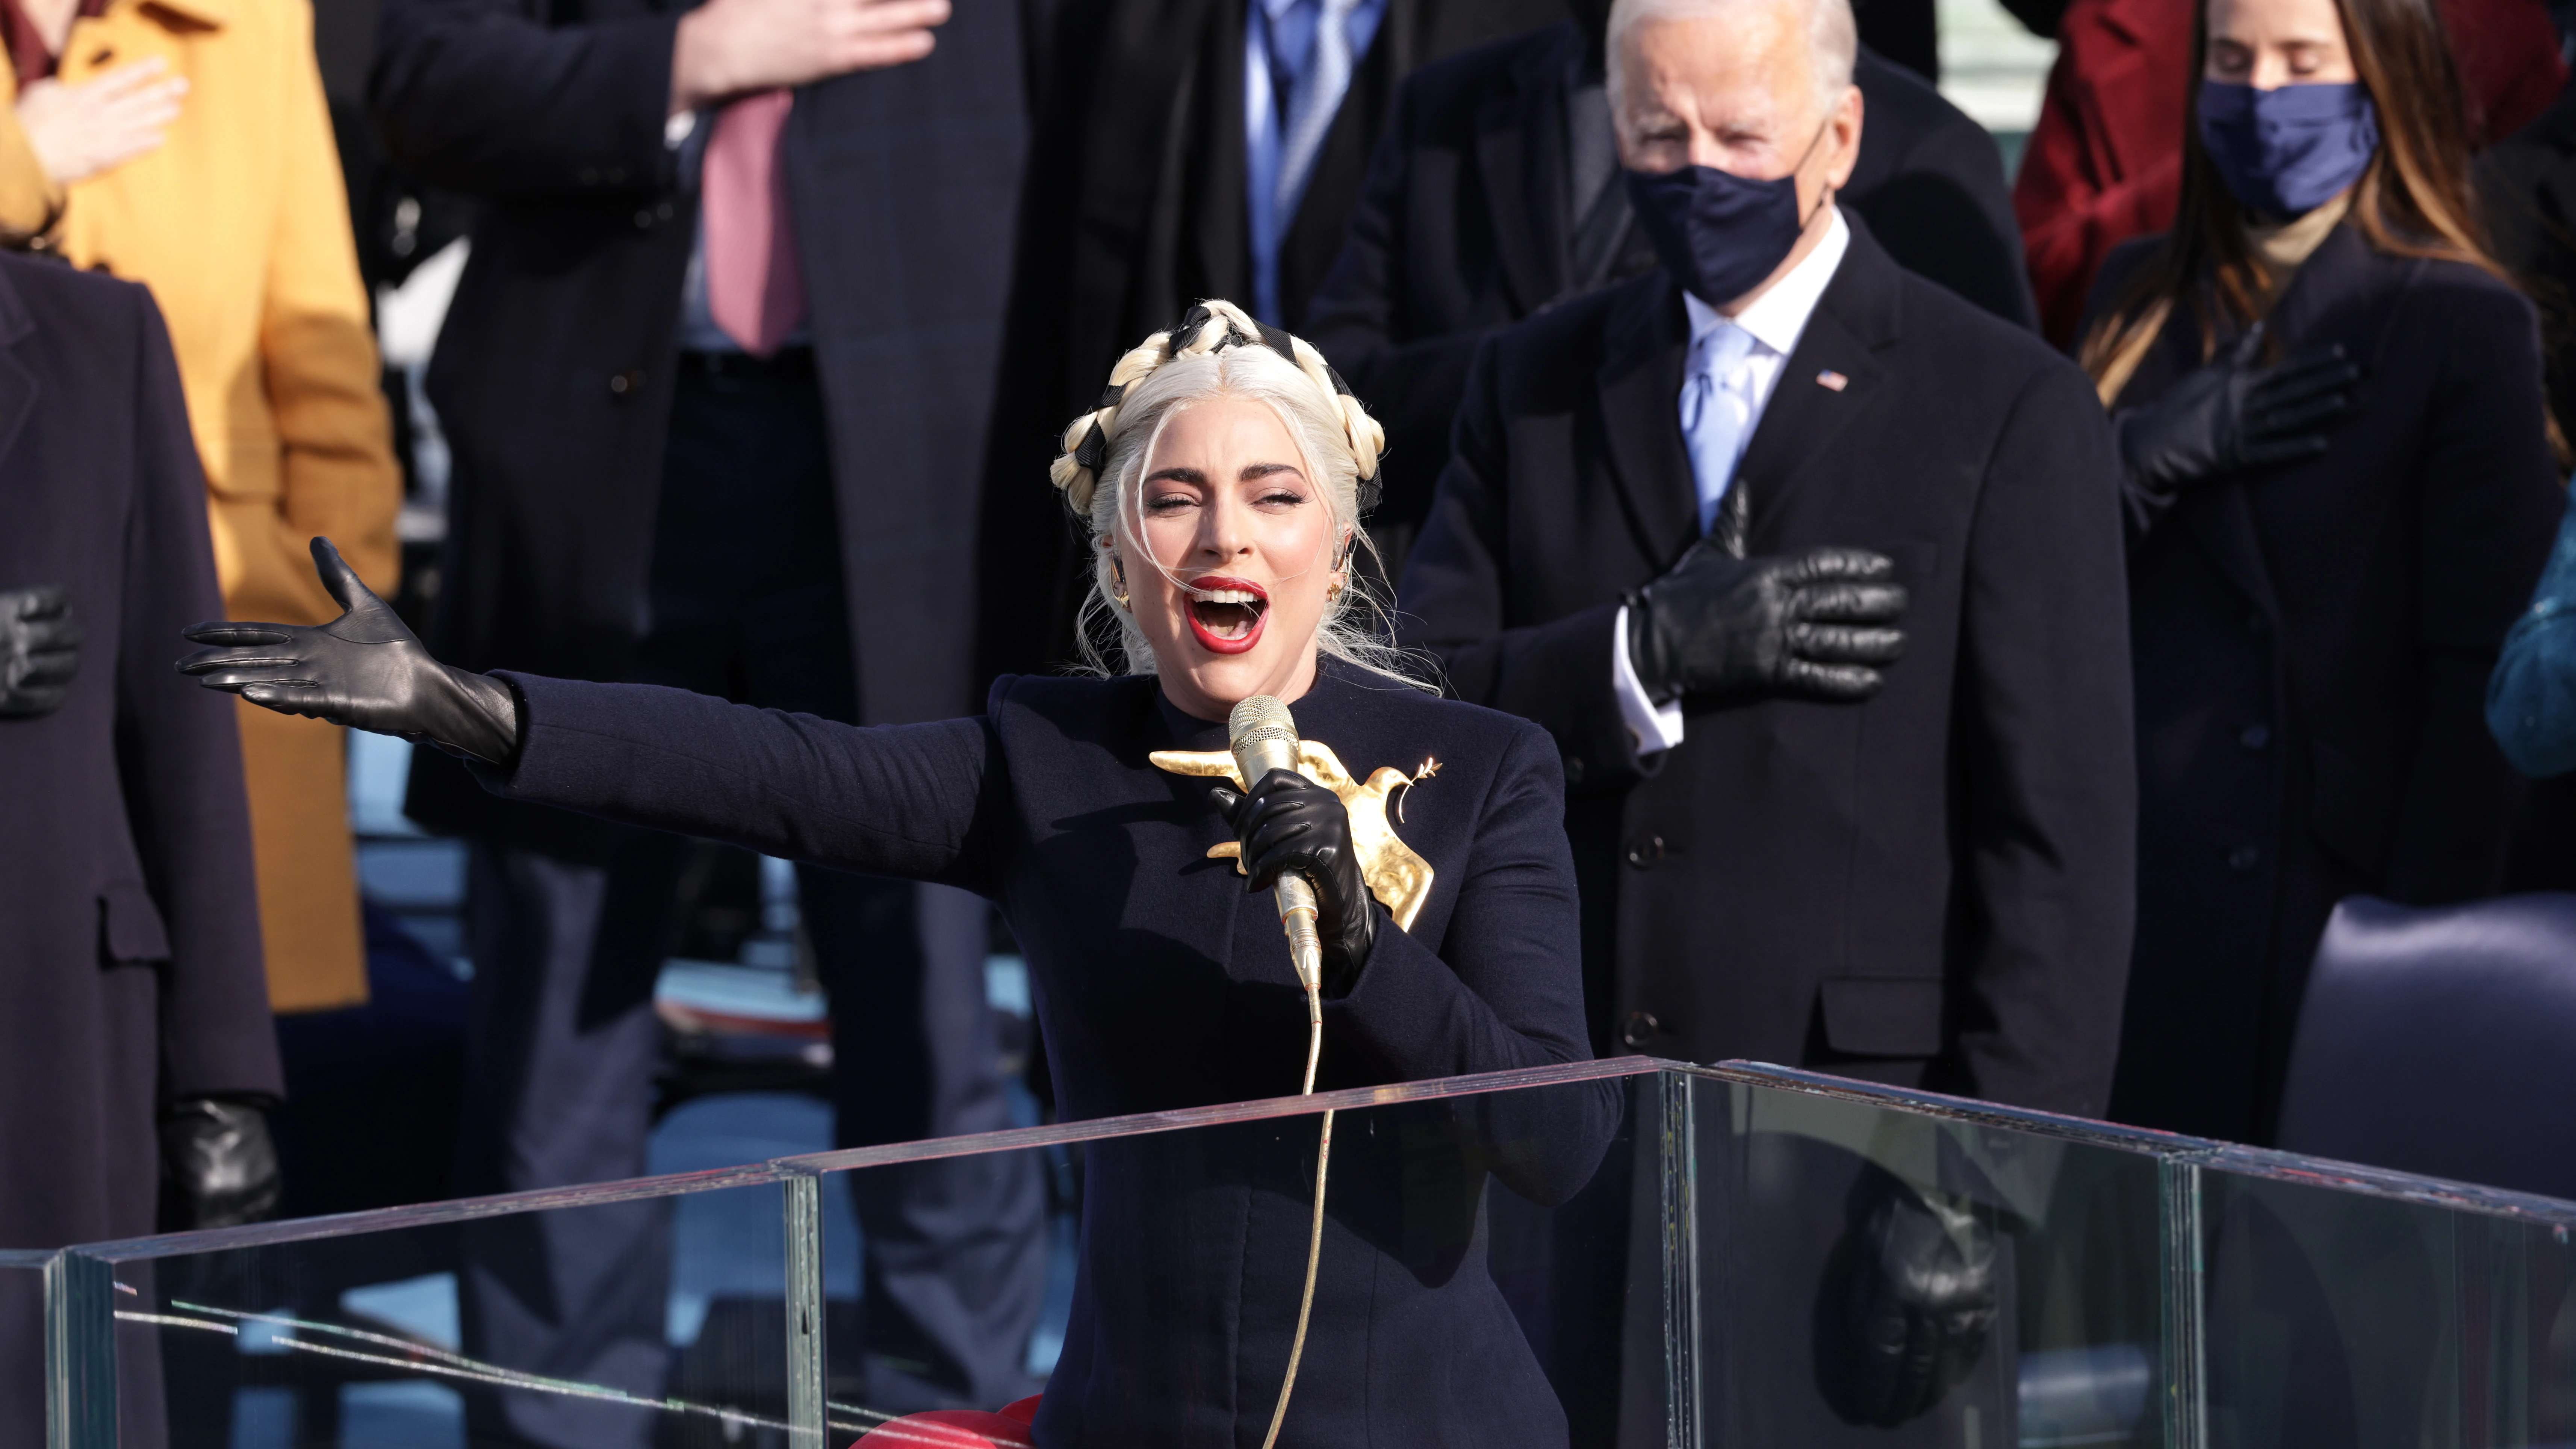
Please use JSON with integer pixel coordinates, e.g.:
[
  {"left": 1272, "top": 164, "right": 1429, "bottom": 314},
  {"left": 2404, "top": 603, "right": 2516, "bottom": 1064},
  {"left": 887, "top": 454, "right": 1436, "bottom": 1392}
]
[
  {"left": 1624, "top": 125, "right": 1828, "bottom": 307},
  {"left": 2196, "top": 80, "right": 2379, "bottom": 218}
]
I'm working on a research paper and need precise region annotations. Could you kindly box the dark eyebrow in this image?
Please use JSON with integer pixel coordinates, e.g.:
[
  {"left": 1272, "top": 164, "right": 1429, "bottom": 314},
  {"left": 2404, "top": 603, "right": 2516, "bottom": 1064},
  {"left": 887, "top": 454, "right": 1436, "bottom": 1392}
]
[
  {"left": 1241, "top": 462, "right": 1305, "bottom": 482},
  {"left": 1144, "top": 466, "right": 1207, "bottom": 485}
]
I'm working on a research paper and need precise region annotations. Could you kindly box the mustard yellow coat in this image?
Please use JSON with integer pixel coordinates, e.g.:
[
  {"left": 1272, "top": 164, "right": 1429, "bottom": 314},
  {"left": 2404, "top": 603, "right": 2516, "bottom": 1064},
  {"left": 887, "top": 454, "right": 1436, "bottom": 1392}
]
[{"left": 0, "top": 0, "right": 401, "bottom": 1011}]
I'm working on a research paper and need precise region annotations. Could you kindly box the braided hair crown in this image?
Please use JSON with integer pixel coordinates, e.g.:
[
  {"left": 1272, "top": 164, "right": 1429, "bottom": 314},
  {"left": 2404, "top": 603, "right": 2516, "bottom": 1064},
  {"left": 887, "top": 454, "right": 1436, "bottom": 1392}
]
[{"left": 1048, "top": 299, "right": 1385, "bottom": 523}]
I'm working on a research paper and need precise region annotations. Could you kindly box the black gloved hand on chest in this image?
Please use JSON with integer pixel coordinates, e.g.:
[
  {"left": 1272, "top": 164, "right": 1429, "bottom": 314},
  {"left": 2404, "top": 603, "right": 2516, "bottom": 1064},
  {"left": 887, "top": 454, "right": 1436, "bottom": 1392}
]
[
  {"left": 2115, "top": 325, "right": 2360, "bottom": 495},
  {"left": 1627, "top": 541, "right": 1908, "bottom": 705},
  {"left": 177, "top": 537, "right": 521, "bottom": 765},
  {"left": 0, "top": 585, "right": 83, "bottom": 719},
  {"left": 1209, "top": 767, "right": 1378, "bottom": 997}
]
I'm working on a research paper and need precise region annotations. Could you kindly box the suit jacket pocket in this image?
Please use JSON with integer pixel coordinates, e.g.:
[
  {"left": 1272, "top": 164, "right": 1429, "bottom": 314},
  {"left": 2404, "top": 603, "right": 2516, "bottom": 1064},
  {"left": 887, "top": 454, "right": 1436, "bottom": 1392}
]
[
  {"left": 1818, "top": 976, "right": 1945, "bottom": 1058},
  {"left": 97, "top": 880, "right": 172, "bottom": 963}
]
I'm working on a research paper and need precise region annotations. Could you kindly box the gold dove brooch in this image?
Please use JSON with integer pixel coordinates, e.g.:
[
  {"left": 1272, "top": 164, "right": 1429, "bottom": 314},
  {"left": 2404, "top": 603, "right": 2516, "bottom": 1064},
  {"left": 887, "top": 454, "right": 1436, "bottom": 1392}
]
[{"left": 1150, "top": 743, "right": 1442, "bottom": 932}]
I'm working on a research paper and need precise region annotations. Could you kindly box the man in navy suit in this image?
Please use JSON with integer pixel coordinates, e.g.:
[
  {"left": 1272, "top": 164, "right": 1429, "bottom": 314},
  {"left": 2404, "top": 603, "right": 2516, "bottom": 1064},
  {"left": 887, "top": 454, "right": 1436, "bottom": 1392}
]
[
  {"left": 1401, "top": 0, "right": 2134, "bottom": 1432},
  {"left": 1305, "top": 0, "right": 2036, "bottom": 559},
  {"left": 368, "top": 0, "right": 1045, "bottom": 1438}
]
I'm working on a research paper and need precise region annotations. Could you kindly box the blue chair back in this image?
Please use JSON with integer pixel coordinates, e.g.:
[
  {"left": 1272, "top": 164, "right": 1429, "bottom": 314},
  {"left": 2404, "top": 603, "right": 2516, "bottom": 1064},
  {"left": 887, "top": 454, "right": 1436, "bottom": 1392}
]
[{"left": 2275, "top": 893, "right": 2576, "bottom": 1201}]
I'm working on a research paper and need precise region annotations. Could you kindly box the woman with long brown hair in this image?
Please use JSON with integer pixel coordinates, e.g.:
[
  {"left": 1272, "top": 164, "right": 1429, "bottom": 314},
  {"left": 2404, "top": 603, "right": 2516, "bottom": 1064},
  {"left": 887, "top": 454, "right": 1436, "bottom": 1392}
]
[{"left": 2079, "top": 0, "right": 2563, "bottom": 1145}]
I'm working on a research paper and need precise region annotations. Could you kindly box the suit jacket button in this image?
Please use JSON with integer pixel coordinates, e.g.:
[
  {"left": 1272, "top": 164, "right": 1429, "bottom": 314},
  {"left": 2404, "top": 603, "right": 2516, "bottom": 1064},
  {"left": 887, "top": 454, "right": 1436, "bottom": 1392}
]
[
  {"left": 2240, "top": 723, "right": 2271, "bottom": 750},
  {"left": 1622, "top": 1011, "right": 1661, "bottom": 1050},
  {"left": 608, "top": 369, "right": 646, "bottom": 396},
  {"left": 2227, "top": 846, "right": 2261, "bottom": 871},
  {"left": 1564, "top": 754, "right": 1586, "bottom": 784},
  {"left": 1625, "top": 834, "right": 1664, "bottom": 869}
]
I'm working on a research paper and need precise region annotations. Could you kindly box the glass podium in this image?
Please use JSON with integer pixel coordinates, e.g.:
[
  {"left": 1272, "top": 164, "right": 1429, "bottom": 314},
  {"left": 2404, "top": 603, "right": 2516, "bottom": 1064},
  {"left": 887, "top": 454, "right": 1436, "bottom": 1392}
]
[{"left": 32, "top": 1059, "right": 2576, "bottom": 1447}]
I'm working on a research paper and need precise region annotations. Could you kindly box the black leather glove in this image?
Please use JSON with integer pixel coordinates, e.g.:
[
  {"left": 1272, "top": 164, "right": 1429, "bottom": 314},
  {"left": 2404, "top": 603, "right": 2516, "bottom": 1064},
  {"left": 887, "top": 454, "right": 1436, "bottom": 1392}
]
[
  {"left": 1836, "top": 1178, "right": 2000, "bottom": 1426},
  {"left": 1209, "top": 767, "right": 1376, "bottom": 997},
  {"left": 175, "top": 538, "right": 520, "bottom": 765},
  {"left": 2115, "top": 325, "right": 2360, "bottom": 494},
  {"left": 159, "top": 1097, "right": 282, "bottom": 1231},
  {"left": 1628, "top": 543, "right": 1907, "bottom": 705},
  {"left": 0, "top": 585, "right": 83, "bottom": 718}
]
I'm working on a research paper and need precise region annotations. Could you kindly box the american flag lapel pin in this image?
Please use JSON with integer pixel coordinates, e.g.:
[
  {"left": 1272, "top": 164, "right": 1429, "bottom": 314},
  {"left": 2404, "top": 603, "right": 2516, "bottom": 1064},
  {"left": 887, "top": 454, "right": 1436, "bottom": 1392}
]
[{"left": 1816, "top": 369, "right": 1850, "bottom": 392}]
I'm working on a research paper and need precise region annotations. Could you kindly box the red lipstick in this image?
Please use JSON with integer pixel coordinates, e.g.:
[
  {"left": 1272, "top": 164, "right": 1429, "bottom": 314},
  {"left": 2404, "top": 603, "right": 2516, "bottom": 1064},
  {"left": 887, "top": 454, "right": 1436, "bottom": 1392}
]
[{"left": 1184, "top": 575, "right": 1268, "bottom": 655}]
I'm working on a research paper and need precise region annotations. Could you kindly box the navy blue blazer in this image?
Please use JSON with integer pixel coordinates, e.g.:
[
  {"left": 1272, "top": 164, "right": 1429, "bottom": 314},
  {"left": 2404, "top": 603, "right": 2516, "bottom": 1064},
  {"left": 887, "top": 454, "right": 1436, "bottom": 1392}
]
[{"left": 477, "top": 662, "right": 1618, "bottom": 1446}]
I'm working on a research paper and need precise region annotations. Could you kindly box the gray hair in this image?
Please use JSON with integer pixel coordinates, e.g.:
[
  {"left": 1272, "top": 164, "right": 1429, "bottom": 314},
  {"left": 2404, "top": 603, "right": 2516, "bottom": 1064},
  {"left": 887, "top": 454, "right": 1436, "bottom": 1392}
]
[
  {"left": 1605, "top": 0, "right": 1859, "bottom": 123},
  {"left": 1049, "top": 301, "right": 1432, "bottom": 691}
]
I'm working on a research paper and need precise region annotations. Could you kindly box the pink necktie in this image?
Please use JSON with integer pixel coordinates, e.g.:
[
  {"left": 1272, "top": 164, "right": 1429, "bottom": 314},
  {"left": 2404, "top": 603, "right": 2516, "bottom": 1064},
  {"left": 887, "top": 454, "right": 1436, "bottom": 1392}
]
[{"left": 702, "top": 90, "right": 805, "bottom": 357}]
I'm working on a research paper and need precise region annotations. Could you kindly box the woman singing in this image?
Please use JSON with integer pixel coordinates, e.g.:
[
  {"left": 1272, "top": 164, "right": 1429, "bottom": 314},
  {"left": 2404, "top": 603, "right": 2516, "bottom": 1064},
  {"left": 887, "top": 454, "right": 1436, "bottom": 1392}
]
[
  {"left": 180, "top": 301, "right": 1619, "bottom": 1447},
  {"left": 2077, "top": 0, "right": 2564, "bottom": 1145}
]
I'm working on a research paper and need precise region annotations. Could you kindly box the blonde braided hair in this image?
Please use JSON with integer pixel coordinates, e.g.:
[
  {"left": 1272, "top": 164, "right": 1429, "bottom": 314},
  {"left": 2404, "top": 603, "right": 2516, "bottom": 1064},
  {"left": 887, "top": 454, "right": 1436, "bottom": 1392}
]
[
  {"left": 1050, "top": 299, "right": 1385, "bottom": 520},
  {"left": 1047, "top": 299, "right": 1426, "bottom": 691}
]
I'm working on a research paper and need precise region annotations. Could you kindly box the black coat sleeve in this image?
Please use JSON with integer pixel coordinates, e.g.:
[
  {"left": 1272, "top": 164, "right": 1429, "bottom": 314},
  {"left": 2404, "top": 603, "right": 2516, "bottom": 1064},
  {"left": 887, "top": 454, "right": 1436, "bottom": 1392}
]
[
  {"left": 124, "top": 294, "right": 281, "bottom": 1102},
  {"left": 1400, "top": 337, "right": 1646, "bottom": 789},
  {"left": 1304, "top": 90, "right": 1492, "bottom": 534},
  {"left": 2385, "top": 279, "right": 2565, "bottom": 901},
  {"left": 481, "top": 675, "right": 1011, "bottom": 894},
  {"left": 1327, "top": 718, "right": 1617, "bottom": 1205},
  {"left": 1940, "top": 360, "right": 2136, "bottom": 1117},
  {"left": 368, "top": 0, "right": 682, "bottom": 197}
]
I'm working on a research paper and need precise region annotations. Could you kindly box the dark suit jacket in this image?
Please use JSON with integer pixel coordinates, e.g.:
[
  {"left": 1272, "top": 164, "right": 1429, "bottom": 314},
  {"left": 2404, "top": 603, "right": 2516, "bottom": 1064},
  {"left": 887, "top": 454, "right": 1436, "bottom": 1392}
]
[
  {"left": 971, "top": 0, "right": 1562, "bottom": 691},
  {"left": 475, "top": 662, "right": 1619, "bottom": 1445},
  {"left": 2096, "top": 227, "right": 2563, "bottom": 1144},
  {"left": 1399, "top": 224, "right": 2136, "bottom": 1116},
  {"left": 0, "top": 254, "right": 278, "bottom": 1442},
  {"left": 2479, "top": 88, "right": 2576, "bottom": 447},
  {"left": 367, "top": 0, "right": 1026, "bottom": 847},
  {"left": 1304, "top": 26, "right": 2037, "bottom": 547}
]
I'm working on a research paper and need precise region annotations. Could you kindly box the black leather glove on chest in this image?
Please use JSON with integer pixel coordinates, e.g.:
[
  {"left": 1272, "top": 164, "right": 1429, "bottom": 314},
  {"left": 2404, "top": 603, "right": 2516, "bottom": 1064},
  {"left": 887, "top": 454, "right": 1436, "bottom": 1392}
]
[
  {"left": 177, "top": 538, "right": 521, "bottom": 765},
  {"left": 0, "top": 585, "right": 83, "bottom": 719},
  {"left": 160, "top": 1097, "right": 282, "bottom": 1231},
  {"left": 2115, "top": 325, "right": 2360, "bottom": 495},
  {"left": 1209, "top": 767, "right": 1377, "bottom": 997},
  {"left": 1628, "top": 542, "right": 1908, "bottom": 705}
]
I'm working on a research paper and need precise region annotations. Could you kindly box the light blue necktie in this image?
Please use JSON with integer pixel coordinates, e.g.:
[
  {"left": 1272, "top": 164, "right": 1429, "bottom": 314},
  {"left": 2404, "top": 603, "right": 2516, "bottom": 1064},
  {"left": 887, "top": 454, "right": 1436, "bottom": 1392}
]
[{"left": 1679, "top": 323, "right": 1757, "bottom": 535}]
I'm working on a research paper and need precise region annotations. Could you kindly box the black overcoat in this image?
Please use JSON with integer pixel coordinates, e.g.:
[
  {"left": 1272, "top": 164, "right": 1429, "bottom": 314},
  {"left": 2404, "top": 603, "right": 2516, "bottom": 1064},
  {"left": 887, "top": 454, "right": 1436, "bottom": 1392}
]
[
  {"left": 1304, "top": 24, "right": 2039, "bottom": 543},
  {"left": 0, "top": 256, "right": 280, "bottom": 1440},
  {"left": 366, "top": 0, "right": 1027, "bottom": 845},
  {"left": 1399, "top": 224, "right": 2137, "bottom": 1116},
  {"left": 472, "top": 662, "right": 1620, "bottom": 1445},
  {"left": 970, "top": 0, "right": 1563, "bottom": 690},
  {"left": 2095, "top": 227, "right": 2564, "bottom": 1144}
]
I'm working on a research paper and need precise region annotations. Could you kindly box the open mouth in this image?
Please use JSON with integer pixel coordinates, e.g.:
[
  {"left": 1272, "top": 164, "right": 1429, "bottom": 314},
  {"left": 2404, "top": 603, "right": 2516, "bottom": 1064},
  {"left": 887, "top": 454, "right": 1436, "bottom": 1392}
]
[{"left": 1185, "top": 576, "right": 1269, "bottom": 655}]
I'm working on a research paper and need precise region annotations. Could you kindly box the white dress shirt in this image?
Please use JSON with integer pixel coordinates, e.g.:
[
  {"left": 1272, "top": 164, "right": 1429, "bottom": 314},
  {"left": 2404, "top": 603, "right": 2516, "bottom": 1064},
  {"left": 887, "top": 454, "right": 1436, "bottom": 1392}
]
[{"left": 1613, "top": 207, "right": 1851, "bottom": 756}]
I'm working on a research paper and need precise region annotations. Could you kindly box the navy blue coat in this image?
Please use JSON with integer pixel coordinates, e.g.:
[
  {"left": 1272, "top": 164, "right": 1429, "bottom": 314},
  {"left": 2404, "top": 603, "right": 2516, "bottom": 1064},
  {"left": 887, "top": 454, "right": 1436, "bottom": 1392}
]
[
  {"left": 0, "top": 256, "right": 278, "bottom": 1441},
  {"left": 1400, "top": 224, "right": 2136, "bottom": 1117},
  {"left": 475, "top": 662, "right": 1619, "bottom": 1446},
  {"left": 2098, "top": 226, "right": 2564, "bottom": 1144},
  {"left": 1305, "top": 25, "right": 2037, "bottom": 547},
  {"left": 367, "top": 0, "right": 1026, "bottom": 848}
]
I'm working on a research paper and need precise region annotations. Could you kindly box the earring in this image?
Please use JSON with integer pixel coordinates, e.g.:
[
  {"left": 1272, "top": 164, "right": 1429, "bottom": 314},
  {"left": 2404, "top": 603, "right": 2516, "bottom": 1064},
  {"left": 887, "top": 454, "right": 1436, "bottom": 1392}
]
[
  {"left": 1110, "top": 557, "right": 1131, "bottom": 609},
  {"left": 1325, "top": 573, "right": 1345, "bottom": 603}
]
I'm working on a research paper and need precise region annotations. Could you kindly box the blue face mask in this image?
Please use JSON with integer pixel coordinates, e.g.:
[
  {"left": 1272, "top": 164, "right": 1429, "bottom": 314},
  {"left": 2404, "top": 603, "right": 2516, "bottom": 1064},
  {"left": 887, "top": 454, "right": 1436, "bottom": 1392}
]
[
  {"left": 2196, "top": 80, "right": 2380, "bottom": 218},
  {"left": 1624, "top": 128, "right": 1827, "bottom": 307}
]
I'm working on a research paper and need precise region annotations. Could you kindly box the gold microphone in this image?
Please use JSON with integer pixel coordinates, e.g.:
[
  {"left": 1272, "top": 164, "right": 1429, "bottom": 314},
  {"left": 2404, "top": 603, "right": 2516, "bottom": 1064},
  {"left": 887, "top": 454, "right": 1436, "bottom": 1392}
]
[{"left": 1228, "top": 694, "right": 1325, "bottom": 995}]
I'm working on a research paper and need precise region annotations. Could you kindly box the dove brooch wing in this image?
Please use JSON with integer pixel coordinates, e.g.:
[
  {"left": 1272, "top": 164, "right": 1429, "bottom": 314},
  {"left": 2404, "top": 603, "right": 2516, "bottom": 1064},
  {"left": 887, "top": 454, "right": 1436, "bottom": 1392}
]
[{"left": 1150, "top": 741, "right": 1438, "bottom": 933}]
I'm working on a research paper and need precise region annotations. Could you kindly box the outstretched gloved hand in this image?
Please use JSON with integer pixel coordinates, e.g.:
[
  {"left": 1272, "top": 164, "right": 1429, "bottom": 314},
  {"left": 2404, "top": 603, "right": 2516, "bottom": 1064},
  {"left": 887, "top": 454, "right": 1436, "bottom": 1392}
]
[
  {"left": 0, "top": 585, "right": 83, "bottom": 718},
  {"left": 1627, "top": 542, "right": 1908, "bottom": 705},
  {"left": 2115, "top": 325, "right": 2360, "bottom": 494},
  {"left": 1835, "top": 1177, "right": 2001, "bottom": 1426},
  {"left": 1209, "top": 767, "right": 1377, "bottom": 997},
  {"left": 159, "top": 1097, "right": 281, "bottom": 1231},
  {"left": 176, "top": 538, "right": 520, "bottom": 764}
]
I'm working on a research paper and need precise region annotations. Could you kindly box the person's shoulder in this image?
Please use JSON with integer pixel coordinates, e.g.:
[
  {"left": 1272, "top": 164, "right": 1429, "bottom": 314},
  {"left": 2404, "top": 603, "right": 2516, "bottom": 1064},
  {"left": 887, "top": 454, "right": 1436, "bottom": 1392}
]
[
  {"left": 1323, "top": 669, "right": 1564, "bottom": 783},
  {"left": 1489, "top": 271, "right": 1641, "bottom": 364},
  {"left": 1395, "top": 19, "right": 1577, "bottom": 127},
  {"left": 985, "top": 671, "right": 1159, "bottom": 735},
  {"left": 1851, "top": 45, "right": 1988, "bottom": 157},
  {"left": 0, "top": 253, "right": 165, "bottom": 359},
  {"left": 1886, "top": 259, "right": 2075, "bottom": 381}
]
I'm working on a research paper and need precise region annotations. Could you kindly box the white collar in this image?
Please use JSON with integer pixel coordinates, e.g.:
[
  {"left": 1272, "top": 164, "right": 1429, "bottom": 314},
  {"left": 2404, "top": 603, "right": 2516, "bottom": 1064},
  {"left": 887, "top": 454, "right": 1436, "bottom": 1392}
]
[{"left": 1682, "top": 205, "right": 1850, "bottom": 359}]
